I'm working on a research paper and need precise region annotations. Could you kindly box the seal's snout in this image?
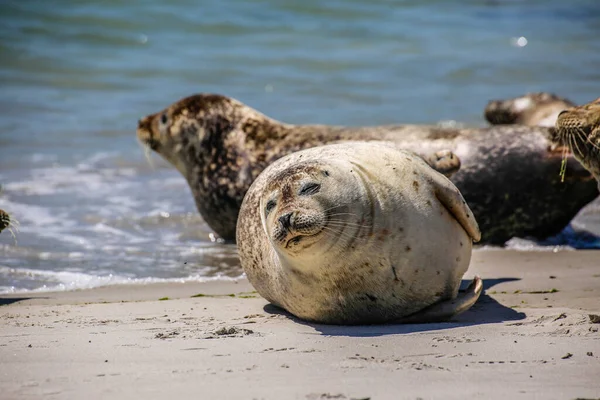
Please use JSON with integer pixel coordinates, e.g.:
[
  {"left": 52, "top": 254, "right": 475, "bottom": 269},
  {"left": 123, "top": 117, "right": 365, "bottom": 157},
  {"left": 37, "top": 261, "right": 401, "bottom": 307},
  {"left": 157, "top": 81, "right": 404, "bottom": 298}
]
[
  {"left": 137, "top": 116, "right": 152, "bottom": 133},
  {"left": 137, "top": 115, "right": 158, "bottom": 149},
  {"left": 278, "top": 212, "right": 293, "bottom": 230}
]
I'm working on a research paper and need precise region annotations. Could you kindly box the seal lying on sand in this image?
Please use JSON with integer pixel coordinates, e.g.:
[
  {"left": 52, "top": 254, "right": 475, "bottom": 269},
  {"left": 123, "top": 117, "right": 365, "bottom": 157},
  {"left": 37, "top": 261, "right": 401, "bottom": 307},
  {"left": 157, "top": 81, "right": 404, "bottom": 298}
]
[
  {"left": 236, "top": 142, "right": 482, "bottom": 324},
  {"left": 484, "top": 92, "right": 575, "bottom": 127},
  {"left": 556, "top": 98, "right": 600, "bottom": 190},
  {"left": 137, "top": 93, "right": 597, "bottom": 244}
]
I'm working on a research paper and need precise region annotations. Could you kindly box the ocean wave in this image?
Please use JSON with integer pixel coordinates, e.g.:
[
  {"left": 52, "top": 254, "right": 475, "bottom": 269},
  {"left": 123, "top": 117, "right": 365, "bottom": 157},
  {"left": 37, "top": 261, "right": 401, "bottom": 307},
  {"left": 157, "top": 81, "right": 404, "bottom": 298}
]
[{"left": 0, "top": 265, "right": 244, "bottom": 295}]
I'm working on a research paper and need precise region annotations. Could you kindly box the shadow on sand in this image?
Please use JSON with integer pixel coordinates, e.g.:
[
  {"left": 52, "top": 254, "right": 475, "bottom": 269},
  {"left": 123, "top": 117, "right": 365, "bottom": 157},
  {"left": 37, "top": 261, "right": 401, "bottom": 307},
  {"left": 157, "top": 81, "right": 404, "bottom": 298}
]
[
  {"left": 0, "top": 297, "right": 36, "bottom": 306},
  {"left": 263, "top": 277, "right": 525, "bottom": 337}
]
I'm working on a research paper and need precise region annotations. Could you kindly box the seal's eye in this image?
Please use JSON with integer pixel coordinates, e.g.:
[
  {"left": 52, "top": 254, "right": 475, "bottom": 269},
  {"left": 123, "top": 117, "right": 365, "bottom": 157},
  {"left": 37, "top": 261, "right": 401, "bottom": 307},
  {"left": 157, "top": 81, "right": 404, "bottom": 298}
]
[
  {"left": 322, "top": 170, "right": 330, "bottom": 177},
  {"left": 265, "top": 199, "right": 277, "bottom": 215},
  {"left": 299, "top": 182, "right": 321, "bottom": 196},
  {"left": 160, "top": 113, "right": 168, "bottom": 125}
]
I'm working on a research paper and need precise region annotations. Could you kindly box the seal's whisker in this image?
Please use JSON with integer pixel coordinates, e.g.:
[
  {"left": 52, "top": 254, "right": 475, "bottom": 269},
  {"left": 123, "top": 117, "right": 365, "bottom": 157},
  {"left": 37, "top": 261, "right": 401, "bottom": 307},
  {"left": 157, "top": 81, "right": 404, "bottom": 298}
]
[
  {"left": 320, "top": 226, "right": 389, "bottom": 252},
  {"left": 138, "top": 142, "right": 155, "bottom": 169},
  {"left": 8, "top": 219, "right": 20, "bottom": 230},
  {"left": 565, "top": 133, "right": 577, "bottom": 157},
  {"left": 319, "top": 226, "right": 372, "bottom": 245},
  {"left": 325, "top": 213, "right": 363, "bottom": 222},
  {"left": 321, "top": 222, "right": 379, "bottom": 241},
  {"left": 320, "top": 223, "right": 366, "bottom": 238},
  {"left": 326, "top": 221, "right": 369, "bottom": 229},
  {"left": 570, "top": 132, "right": 585, "bottom": 158},
  {"left": 321, "top": 205, "right": 352, "bottom": 214},
  {"left": 325, "top": 213, "right": 366, "bottom": 224},
  {"left": 319, "top": 227, "right": 355, "bottom": 242},
  {"left": 580, "top": 128, "right": 600, "bottom": 151},
  {"left": 325, "top": 219, "right": 370, "bottom": 228},
  {"left": 3, "top": 224, "right": 18, "bottom": 244},
  {"left": 571, "top": 128, "right": 586, "bottom": 147},
  {"left": 559, "top": 141, "right": 569, "bottom": 182}
]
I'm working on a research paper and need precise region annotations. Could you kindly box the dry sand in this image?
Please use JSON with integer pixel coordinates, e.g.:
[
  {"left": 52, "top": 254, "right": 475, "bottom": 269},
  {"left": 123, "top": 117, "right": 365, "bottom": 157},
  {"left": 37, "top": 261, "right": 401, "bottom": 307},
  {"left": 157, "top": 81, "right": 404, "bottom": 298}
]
[{"left": 1, "top": 249, "right": 599, "bottom": 400}]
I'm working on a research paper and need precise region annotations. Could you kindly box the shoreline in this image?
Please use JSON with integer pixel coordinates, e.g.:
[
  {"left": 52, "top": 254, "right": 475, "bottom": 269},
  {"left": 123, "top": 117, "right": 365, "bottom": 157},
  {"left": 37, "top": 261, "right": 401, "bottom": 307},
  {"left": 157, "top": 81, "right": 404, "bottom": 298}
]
[
  {"left": 1, "top": 250, "right": 599, "bottom": 399},
  {"left": 0, "top": 245, "right": 595, "bottom": 297}
]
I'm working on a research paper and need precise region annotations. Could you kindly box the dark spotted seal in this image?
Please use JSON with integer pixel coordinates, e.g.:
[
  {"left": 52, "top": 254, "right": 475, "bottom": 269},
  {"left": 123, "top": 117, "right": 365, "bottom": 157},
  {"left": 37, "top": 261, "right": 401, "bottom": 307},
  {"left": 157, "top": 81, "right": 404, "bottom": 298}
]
[
  {"left": 237, "top": 142, "right": 482, "bottom": 324},
  {"left": 137, "top": 93, "right": 597, "bottom": 244},
  {"left": 556, "top": 98, "right": 600, "bottom": 189},
  {"left": 484, "top": 92, "right": 575, "bottom": 127}
]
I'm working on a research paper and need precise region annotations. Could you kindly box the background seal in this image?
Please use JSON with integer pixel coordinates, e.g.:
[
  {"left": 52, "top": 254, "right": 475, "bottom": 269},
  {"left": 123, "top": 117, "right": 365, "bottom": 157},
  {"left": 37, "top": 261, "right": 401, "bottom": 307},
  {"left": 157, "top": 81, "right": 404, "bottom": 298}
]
[{"left": 137, "top": 93, "right": 598, "bottom": 243}]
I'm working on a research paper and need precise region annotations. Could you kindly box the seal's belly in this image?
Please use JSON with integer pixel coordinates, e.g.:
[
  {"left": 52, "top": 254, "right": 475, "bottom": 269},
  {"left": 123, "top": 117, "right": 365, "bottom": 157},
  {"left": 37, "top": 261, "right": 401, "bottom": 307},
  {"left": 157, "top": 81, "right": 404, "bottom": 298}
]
[{"left": 282, "top": 189, "right": 474, "bottom": 324}]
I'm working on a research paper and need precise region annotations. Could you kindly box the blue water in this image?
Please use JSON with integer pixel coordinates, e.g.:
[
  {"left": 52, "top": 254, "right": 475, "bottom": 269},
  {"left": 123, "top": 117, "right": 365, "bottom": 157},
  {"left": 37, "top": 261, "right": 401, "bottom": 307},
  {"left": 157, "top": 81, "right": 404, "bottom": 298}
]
[{"left": 1, "top": 0, "right": 599, "bottom": 293}]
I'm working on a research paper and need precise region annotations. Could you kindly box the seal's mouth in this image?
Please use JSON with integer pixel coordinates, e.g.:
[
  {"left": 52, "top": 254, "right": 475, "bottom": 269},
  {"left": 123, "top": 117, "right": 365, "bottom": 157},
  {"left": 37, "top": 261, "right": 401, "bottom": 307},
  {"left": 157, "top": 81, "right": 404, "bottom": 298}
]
[
  {"left": 283, "top": 229, "right": 324, "bottom": 249},
  {"left": 141, "top": 136, "right": 160, "bottom": 151},
  {"left": 285, "top": 235, "right": 302, "bottom": 248}
]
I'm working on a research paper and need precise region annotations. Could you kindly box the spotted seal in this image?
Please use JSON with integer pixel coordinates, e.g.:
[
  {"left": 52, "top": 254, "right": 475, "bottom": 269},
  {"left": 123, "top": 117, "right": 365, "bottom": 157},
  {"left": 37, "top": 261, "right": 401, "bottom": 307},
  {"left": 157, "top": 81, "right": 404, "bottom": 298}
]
[
  {"left": 137, "top": 93, "right": 597, "bottom": 244},
  {"left": 556, "top": 98, "right": 600, "bottom": 189},
  {"left": 484, "top": 92, "right": 575, "bottom": 127},
  {"left": 237, "top": 142, "right": 482, "bottom": 324}
]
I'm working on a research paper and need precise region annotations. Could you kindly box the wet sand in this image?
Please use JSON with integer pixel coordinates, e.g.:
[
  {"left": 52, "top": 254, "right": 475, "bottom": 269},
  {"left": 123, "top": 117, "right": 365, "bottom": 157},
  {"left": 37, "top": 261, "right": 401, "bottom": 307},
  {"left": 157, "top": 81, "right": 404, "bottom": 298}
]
[{"left": 1, "top": 250, "right": 599, "bottom": 400}]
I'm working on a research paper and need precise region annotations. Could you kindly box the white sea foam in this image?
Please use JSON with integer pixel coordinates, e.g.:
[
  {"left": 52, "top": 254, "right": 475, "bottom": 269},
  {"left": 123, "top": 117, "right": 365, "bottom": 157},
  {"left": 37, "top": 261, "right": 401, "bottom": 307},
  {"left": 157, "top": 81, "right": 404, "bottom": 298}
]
[
  {"left": 4, "top": 162, "right": 140, "bottom": 199},
  {"left": 483, "top": 239, "right": 575, "bottom": 252},
  {"left": 0, "top": 266, "right": 244, "bottom": 295}
]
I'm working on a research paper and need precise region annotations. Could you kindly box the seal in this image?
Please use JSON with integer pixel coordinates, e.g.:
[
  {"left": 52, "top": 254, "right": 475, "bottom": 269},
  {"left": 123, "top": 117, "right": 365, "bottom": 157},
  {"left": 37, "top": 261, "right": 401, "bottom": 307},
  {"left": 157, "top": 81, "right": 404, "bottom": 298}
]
[
  {"left": 137, "top": 93, "right": 597, "bottom": 244},
  {"left": 555, "top": 98, "right": 600, "bottom": 189},
  {"left": 236, "top": 142, "right": 482, "bottom": 324},
  {"left": 485, "top": 92, "right": 575, "bottom": 127}
]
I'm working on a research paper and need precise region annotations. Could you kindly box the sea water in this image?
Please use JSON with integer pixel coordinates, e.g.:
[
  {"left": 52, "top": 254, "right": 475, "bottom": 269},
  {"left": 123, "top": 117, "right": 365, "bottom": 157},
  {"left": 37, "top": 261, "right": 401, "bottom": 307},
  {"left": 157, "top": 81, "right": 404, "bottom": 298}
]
[{"left": 1, "top": 0, "right": 599, "bottom": 293}]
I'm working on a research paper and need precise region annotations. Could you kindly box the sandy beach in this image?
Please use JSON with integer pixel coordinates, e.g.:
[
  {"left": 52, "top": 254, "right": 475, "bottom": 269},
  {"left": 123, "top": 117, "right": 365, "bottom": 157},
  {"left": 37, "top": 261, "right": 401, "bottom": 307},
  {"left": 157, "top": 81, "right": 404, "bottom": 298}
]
[{"left": 1, "top": 249, "right": 599, "bottom": 400}]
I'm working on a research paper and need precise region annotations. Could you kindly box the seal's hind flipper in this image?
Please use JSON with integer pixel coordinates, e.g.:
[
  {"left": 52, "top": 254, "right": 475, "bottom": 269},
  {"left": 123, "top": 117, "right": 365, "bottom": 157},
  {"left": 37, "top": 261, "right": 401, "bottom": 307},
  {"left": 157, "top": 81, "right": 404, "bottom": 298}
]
[
  {"left": 424, "top": 150, "right": 461, "bottom": 178},
  {"left": 431, "top": 173, "right": 481, "bottom": 242},
  {"left": 398, "top": 276, "right": 483, "bottom": 324}
]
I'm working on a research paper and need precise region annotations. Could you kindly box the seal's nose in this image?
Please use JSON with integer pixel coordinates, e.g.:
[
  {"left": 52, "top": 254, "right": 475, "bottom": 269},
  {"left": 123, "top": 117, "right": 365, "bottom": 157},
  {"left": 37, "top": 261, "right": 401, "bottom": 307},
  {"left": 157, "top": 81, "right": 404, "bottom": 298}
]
[
  {"left": 138, "top": 116, "right": 151, "bottom": 130},
  {"left": 278, "top": 212, "right": 293, "bottom": 230}
]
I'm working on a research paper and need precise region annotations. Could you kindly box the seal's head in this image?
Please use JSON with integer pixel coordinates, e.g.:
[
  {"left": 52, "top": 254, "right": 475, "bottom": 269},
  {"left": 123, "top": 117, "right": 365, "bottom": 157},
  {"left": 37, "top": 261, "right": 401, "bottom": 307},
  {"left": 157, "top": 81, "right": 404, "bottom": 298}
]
[
  {"left": 0, "top": 209, "right": 9, "bottom": 233},
  {"left": 484, "top": 92, "right": 575, "bottom": 127},
  {"left": 137, "top": 93, "right": 284, "bottom": 240},
  {"left": 136, "top": 94, "right": 250, "bottom": 177},
  {"left": 556, "top": 98, "right": 600, "bottom": 187},
  {"left": 260, "top": 160, "right": 365, "bottom": 260}
]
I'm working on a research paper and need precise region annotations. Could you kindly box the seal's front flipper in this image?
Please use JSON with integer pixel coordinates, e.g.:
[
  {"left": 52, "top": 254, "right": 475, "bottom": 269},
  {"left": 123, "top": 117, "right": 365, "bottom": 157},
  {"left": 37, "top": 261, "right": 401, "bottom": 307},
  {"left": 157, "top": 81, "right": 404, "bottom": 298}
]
[
  {"left": 398, "top": 276, "right": 483, "bottom": 324},
  {"left": 431, "top": 173, "right": 481, "bottom": 242},
  {"left": 424, "top": 150, "right": 461, "bottom": 178}
]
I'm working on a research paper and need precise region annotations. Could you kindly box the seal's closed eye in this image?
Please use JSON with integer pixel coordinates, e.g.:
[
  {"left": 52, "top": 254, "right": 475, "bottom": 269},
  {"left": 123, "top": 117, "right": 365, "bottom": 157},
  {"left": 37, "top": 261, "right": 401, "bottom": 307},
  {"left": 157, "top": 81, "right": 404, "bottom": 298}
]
[
  {"left": 299, "top": 182, "right": 321, "bottom": 196},
  {"left": 265, "top": 199, "right": 277, "bottom": 214}
]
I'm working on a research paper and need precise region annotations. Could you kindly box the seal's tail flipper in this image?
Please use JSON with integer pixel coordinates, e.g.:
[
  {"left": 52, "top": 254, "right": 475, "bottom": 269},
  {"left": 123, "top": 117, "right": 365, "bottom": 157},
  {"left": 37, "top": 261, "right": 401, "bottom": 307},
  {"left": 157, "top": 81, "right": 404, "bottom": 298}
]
[{"left": 398, "top": 276, "right": 483, "bottom": 324}]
